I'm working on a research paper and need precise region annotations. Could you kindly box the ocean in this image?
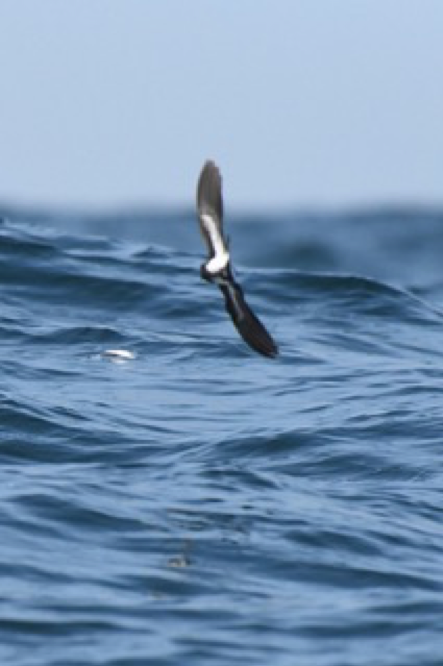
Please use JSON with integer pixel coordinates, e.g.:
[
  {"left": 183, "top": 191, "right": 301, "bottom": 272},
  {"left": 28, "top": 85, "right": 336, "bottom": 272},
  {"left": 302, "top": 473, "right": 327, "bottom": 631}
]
[{"left": 1, "top": 206, "right": 442, "bottom": 665}]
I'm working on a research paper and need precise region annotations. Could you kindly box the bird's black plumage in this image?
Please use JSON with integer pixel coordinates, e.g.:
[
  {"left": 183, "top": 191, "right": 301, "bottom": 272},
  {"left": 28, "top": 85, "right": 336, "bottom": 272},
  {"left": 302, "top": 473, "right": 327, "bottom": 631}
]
[{"left": 196, "top": 161, "right": 278, "bottom": 359}]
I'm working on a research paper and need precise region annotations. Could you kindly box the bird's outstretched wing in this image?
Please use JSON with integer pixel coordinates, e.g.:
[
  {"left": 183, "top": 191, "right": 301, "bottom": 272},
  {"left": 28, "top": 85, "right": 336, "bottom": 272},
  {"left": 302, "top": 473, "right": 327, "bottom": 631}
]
[
  {"left": 219, "top": 278, "right": 278, "bottom": 359},
  {"left": 197, "top": 161, "right": 228, "bottom": 264}
]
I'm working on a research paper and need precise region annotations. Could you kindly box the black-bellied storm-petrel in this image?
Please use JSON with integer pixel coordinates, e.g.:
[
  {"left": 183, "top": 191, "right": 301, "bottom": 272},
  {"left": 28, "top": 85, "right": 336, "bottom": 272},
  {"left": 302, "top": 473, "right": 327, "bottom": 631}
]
[{"left": 196, "top": 160, "right": 278, "bottom": 359}]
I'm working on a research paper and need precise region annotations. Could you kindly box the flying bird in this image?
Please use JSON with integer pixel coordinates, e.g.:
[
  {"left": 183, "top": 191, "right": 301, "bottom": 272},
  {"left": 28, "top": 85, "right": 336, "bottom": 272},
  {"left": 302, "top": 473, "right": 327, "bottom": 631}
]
[{"left": 196, "top": 160, "right": 278, "bottom": 358}]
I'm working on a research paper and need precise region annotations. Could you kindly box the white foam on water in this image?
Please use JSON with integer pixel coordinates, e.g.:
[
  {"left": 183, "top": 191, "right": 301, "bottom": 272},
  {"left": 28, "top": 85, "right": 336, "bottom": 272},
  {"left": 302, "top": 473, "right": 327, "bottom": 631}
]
[{"left": 103, "top": 349, "right": 136, "bottom": 362}]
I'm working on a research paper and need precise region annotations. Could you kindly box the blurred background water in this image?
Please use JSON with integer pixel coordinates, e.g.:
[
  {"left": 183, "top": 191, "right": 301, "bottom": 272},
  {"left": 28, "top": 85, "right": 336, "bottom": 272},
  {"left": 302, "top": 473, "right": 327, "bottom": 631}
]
[{"left": 1, "top": 206, "right": 442, "bottom": 666}]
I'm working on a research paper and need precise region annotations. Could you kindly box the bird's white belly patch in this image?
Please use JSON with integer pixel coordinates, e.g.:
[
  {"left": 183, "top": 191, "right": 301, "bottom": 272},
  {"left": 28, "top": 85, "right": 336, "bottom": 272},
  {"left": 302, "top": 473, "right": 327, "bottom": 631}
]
[{"left": 206, "top": 251, "right": 229, "bottom": 274}]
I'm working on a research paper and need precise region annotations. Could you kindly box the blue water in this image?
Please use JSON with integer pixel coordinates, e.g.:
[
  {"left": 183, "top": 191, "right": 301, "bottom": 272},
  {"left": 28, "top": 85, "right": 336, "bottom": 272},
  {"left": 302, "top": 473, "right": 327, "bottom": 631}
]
[{"left": 1, "top": 207, "right": 442, "bottom": 666}]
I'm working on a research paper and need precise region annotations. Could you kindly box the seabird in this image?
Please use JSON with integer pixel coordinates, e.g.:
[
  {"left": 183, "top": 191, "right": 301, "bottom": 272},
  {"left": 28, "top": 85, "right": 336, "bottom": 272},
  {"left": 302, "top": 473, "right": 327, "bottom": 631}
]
[{"left": 196, "top": 160, "right": 278, "bottom": 358}]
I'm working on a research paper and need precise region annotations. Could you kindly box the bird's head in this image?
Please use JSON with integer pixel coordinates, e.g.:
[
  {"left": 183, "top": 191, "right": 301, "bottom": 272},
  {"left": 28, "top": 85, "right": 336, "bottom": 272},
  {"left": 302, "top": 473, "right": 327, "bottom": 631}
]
[{"left": 200, "top": 263, "right": 212, "bottom": 283}]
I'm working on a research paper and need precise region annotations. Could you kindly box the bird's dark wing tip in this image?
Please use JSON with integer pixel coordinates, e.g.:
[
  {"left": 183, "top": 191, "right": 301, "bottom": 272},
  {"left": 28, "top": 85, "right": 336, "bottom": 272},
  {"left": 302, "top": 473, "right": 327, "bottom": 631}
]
[
  {"left": 240, "top": 316, "right": 279, "bottom": 359},
  {"left": 197, "top": 160, "right": 223, "bottom": 220},
  {"left": 200, "top": 159, "right": 219, "bottom": 179},
  {"left": 220, "top": 281, "right": 278, "bottom": 359},
  {"left": 233, "top": 297, "right": 278, "bottom": 359}
]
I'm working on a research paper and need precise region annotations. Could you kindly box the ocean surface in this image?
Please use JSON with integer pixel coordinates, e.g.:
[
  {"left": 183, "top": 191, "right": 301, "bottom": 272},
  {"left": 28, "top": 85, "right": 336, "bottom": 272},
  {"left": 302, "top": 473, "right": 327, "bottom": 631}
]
[{"left": 1, "top": 205, "right": 442, "bottom": 666}]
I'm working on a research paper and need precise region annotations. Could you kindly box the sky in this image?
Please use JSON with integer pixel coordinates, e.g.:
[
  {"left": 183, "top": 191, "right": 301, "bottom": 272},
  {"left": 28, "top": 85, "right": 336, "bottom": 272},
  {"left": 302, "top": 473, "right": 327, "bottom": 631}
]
[{"left": 0, "top": 0, "right": 442, "bottom": 210}]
